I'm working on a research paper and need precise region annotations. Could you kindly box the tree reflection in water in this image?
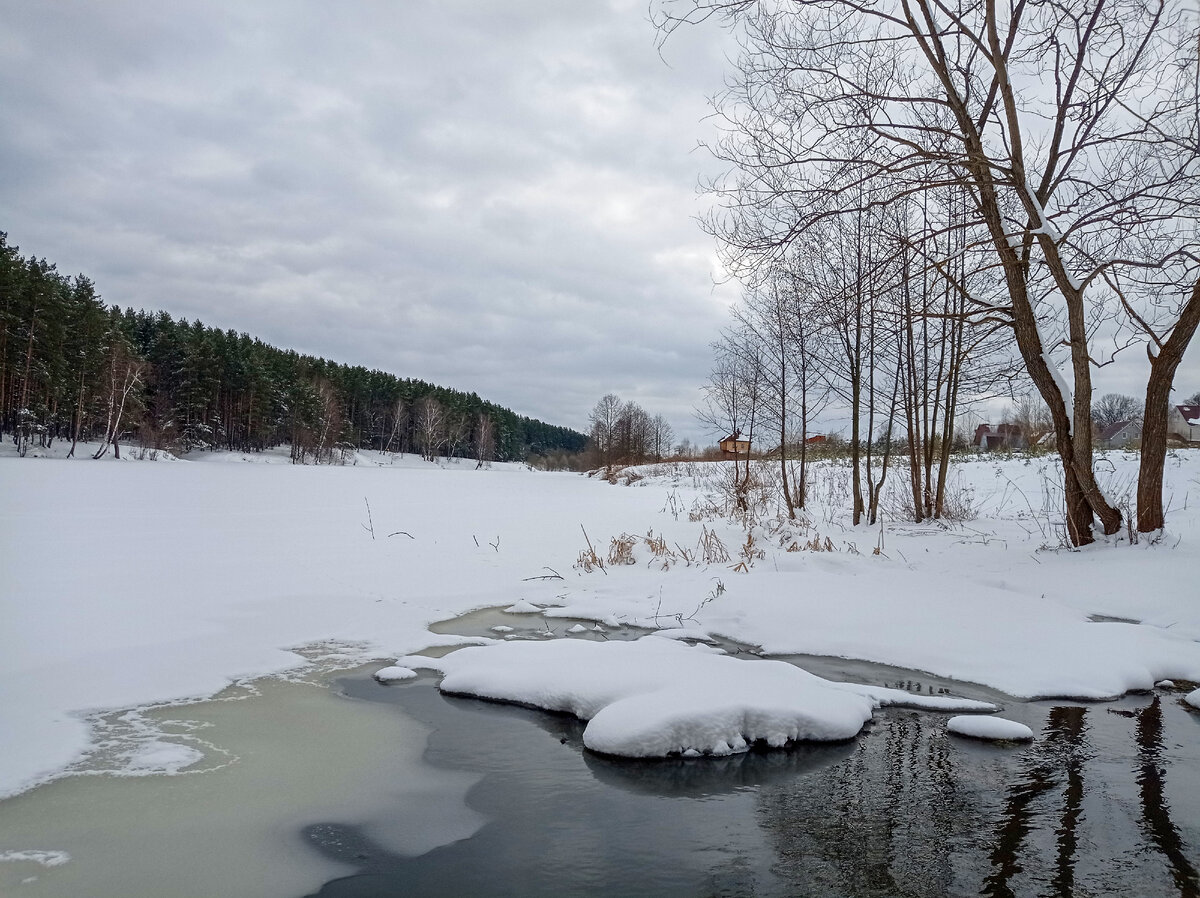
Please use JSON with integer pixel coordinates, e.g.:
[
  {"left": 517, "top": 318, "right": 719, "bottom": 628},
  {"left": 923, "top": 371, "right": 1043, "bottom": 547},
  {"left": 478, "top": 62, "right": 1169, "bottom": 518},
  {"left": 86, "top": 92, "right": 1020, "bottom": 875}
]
[
  {"left": 757, "top": 700, "right": 1199, "bottom": 898},
  {"left": 983, "top": 706, "right": 1088, "bottom": 898},
  {"left": 758, "top": 711, "right": 976, "bottom": 897},
  {"left": 1136, "top": 697, "right": 1200, "bottom": 898}
]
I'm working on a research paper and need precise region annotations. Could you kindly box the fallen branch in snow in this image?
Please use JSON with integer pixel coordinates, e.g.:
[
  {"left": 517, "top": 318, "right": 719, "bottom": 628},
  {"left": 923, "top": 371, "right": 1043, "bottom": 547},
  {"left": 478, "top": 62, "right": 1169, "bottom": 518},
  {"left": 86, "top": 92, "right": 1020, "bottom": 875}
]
[
  {"left": 387, "top": 530, "right": 414, "bottom": 539},
  {"left": 522, "top": 567, "right": 564, "bottom": 581}
]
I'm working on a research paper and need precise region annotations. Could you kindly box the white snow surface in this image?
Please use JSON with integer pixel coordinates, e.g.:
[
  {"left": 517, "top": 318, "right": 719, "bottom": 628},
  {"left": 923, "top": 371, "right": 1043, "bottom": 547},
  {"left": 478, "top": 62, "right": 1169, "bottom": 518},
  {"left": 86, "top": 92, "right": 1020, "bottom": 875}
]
[
  {"left": 1186, "top": 688, "right": 1200, "bottom": 710},
  {"left": 947, "top": 715, "right": 1035, "bottom": 742},
  {"left": 373, "top": 666, "right": 418, "bottom": 683},
  {"left": 414, "top": 637, "right": 994, "bottom": 757},
  {"left": 4, "top": 443, "right": 1200, "bottom": 796}
]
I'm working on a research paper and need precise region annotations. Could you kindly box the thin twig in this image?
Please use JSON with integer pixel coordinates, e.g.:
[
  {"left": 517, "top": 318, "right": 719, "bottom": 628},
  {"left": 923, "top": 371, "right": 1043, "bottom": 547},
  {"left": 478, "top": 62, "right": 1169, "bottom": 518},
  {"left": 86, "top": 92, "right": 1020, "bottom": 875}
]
[
  {"left": 522, "top": 567, "right": 565, "bottom": 581},
  {"left": 363, "top": 497, "right": 375, "bottom": 540}
]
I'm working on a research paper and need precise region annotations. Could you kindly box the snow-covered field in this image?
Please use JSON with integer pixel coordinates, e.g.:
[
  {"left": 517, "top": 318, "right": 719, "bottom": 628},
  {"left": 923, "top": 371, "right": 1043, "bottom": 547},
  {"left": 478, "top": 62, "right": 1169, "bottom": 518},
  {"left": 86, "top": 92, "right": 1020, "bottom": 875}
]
[{"left": 3, "top": 442, "right": 1200, "bottom": 796}]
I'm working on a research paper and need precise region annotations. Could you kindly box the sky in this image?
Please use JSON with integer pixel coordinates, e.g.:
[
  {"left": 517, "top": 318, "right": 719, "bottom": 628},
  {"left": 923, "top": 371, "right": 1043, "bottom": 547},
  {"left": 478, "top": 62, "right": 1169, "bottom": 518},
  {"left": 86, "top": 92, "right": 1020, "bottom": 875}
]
[
  {"left": 0, "top": 0, "right": 739, "bottom": 443},
  {"left": 1, "top": 2, "right": 1196, "bottom": 447}
]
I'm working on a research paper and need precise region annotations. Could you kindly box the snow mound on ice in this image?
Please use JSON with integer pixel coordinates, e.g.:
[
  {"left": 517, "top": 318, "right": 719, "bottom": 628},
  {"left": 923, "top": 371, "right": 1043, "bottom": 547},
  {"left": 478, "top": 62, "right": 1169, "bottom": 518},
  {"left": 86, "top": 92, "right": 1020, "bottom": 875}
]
[
  {"left": 1186, "top": 688, "right": 1200, "bottom": 710},
  {"left": 502, "top": 601, "right": 542, "bottom": 614},
  {"left": 414, "top": 637, "right": 994, "bottom": 758},
  {"left": 374, "top": 666, "right": 417, "bottom": 683},
  {"left": 947, "top": 715, "right": 1034, "bottom": 742}
]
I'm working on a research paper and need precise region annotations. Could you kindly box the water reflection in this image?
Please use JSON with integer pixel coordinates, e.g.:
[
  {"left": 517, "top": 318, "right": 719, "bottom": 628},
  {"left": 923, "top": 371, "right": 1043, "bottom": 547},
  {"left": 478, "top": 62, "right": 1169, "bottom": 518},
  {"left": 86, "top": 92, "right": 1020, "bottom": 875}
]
[
  {"left": 318, "top": 677, "right": 1200, "bottom": 898},
  {"left": 983, "top": 706, "right": 1089, "bottom": 898},
  {"left": 749, "top": 699, "right": 1200, "bottom": 898},
  {"left": 582, "top": 742, "right": 856, "bottom": 799},
  {"left": 758, "top": 711, "right": 976, "bottom": 898},
  {"left": 1136, "top": 697, "right": 1200, "bottom": 898},
  {"left": 311, "top": 681, "right": 796, "bottom": 897}
]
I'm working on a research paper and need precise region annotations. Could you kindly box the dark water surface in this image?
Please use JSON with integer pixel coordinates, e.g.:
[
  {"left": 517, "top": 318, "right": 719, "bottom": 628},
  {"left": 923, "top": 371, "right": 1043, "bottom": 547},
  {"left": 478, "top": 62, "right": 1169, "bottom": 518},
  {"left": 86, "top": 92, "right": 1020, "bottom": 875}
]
[{"left": 306, "top": 668, "right": 1200, "bottom": 898}]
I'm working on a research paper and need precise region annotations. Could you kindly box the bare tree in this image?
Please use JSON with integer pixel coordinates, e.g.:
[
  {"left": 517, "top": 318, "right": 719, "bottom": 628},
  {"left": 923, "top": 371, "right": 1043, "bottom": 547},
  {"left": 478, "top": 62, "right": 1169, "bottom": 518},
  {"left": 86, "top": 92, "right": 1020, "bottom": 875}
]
[
  {"left": 474, "top": 411, "right": 496, "bottom": 468},
  {"left": 383, "top": 397, "right": 407, "bottom": 453},
  {"left": 650, "top": 414, "right": 675, "bottom": 461},
  {"left": 700, "top": 326, "right": 765, "bottom": 512},
  {"left": 1010, "top": 393, "right": 1055, "bottom": 448},
  {"left": 588, "top": 393, "right": 623, "bottom": 469},
  {"left": 659, "top": 0, "right": 1200, "bottom": 544},
  {"left": 92, "top": 335, "right": 144, "bottom": 460},
  {"left": 615, "top": 400, "right": 653, "bottom": 464},
  {"left": 414, "top": 395, "right": 446, "bottom": 462},
  {"left": 1092, "top": 393, "right": 1142, "bottom": 432}
]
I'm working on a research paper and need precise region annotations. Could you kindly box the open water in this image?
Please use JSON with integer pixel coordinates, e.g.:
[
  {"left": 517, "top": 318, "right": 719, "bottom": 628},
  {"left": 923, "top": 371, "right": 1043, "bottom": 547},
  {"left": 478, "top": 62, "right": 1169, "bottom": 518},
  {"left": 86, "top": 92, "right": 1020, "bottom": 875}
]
[{"left": 1, "top": 608, "right": 1197, "bottom": 897}]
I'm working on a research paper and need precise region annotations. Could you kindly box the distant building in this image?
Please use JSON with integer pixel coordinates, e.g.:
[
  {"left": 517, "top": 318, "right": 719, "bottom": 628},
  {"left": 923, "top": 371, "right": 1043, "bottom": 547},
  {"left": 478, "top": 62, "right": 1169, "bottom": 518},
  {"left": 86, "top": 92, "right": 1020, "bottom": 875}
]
[
  {"left": 1097, "top": 419, "right": 1142, "bottom": 449},
  {"left": 972, "top": 423, "right": 1026, "bottom": 451},
  {"left": 1169, "top": 404, "right": 1200, "bottom": 443},
  {"left": 719, "top": 432, "right": 751, "bottom": 459}
]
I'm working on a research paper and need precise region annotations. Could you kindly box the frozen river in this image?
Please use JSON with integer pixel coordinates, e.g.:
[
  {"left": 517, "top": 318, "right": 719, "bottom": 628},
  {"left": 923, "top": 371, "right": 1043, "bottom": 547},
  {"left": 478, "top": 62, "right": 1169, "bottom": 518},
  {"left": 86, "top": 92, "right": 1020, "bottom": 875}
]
[{"left": 2, "top": 616, "right": 1198, "bottom": 897}]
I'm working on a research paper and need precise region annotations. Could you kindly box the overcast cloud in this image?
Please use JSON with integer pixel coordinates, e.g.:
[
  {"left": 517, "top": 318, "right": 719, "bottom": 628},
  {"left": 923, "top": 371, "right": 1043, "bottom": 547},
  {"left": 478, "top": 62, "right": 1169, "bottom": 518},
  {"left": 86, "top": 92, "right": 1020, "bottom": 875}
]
[
  {"left": 2, "top": 2, "right": 1196, "bottom": 446},
  {"left": 1, "top": 0, "right": 742, "bottom": 441}
]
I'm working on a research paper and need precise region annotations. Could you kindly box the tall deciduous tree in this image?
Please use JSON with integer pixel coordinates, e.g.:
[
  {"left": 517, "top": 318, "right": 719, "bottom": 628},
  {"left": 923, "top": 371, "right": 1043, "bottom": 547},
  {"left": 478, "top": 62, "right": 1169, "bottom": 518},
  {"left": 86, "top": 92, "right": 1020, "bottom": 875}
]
[{"left": 659, "top": 0, "right": 1200, "bottom": 543}]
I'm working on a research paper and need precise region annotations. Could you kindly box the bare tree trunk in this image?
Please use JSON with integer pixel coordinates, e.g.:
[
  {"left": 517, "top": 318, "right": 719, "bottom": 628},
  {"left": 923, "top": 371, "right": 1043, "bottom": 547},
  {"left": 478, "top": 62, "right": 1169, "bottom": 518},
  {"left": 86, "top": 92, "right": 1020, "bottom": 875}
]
[
  {"left": 796, "top": 320, "right": 809, "bottom": 509},
  {"left": 774, "top": 287, "right": 796, "bottom": 519},
  {"left": 93, "top": 342, "right": 143, "bottom": 460},
  {"left": 67, "top": 369, "right": 86, "bottom": 458},
  {"left": 1137, "top": 278, "right": 1200, "bottom": 533}
]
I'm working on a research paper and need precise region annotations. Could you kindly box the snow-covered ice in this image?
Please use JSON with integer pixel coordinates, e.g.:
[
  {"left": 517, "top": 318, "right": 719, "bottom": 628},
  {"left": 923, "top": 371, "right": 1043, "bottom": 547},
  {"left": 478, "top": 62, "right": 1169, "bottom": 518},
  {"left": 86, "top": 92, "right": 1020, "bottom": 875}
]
[
  {"left": 3, "top": 443, "right": 1200, "bottom": 795},
  {"left": 946, "top": 715, "right": 1035, "bottom": 742},
  {"left": 1186, "top": 688, "right": 1200, "bottom": 710},
  {"left": 409, "top": 637, "right": 995, "bottom": 757}
]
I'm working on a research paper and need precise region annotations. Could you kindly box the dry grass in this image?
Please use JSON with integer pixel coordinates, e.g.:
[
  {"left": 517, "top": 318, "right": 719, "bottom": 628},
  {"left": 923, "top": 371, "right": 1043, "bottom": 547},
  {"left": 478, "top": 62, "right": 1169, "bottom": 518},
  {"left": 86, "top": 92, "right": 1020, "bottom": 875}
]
[
  {"left": 608, "top": 533, "right": 638, "bottom": 566},
  {"left": 575, "top": 525, "right": 606, "bottom": 573},
  {"left": 731, "top": 531, "right": 766, "bottom": 573},
  {"left": 696, "top": 526, "right": 731, "bottom": 564}
]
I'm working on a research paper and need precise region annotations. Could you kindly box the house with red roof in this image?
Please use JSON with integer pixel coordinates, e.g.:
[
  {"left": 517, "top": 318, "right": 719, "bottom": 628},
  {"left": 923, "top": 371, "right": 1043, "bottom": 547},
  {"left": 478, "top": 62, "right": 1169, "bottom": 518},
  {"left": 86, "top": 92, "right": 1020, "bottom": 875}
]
[{"left": 1169, "top": 404, "right": 1200, "bottom": 443}]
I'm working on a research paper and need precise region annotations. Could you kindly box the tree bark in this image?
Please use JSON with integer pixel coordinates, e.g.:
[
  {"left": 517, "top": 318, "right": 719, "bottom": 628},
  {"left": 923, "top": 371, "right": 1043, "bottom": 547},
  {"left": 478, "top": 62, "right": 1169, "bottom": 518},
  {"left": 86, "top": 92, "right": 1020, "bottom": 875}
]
[{"left": 1137, "top": 278, "right": 1200, "bottom": 533}]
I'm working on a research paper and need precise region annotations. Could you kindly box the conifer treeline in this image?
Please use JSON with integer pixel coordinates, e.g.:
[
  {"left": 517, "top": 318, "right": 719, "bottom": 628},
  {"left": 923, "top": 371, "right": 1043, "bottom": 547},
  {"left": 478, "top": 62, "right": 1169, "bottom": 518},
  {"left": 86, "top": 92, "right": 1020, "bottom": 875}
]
[{"left": 0, "top": 233, "right": 587, "bottom": 462}]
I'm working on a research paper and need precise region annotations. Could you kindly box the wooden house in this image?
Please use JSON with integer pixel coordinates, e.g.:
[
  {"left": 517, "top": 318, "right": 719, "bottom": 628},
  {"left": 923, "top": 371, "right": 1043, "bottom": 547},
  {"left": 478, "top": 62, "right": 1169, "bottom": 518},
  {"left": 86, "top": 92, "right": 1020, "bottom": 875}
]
[{"left": 719, "top": 432, "right": 750, "bottom": 459}]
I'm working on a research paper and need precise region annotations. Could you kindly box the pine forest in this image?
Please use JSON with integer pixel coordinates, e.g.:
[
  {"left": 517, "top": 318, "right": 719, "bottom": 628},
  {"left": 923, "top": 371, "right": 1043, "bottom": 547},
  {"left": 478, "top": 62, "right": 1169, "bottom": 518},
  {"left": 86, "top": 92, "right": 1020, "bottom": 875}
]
[{"left": 0, "top": 233, "right": 586, "bottom": 463}]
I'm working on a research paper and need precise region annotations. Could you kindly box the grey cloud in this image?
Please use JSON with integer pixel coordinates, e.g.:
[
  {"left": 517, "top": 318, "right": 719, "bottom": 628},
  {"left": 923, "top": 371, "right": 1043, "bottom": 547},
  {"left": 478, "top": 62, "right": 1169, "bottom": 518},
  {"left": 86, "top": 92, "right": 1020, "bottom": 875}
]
[{"left": 1, "top": 0, "right": 741, "bottom": 442}]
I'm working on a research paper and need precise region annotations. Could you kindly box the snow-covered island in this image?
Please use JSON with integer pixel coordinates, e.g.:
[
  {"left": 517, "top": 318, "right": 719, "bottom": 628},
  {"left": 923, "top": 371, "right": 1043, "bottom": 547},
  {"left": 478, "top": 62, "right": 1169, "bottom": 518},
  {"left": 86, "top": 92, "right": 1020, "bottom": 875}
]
[{"left": 409, "top": 637, "right": 996, "bottom": 757}]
